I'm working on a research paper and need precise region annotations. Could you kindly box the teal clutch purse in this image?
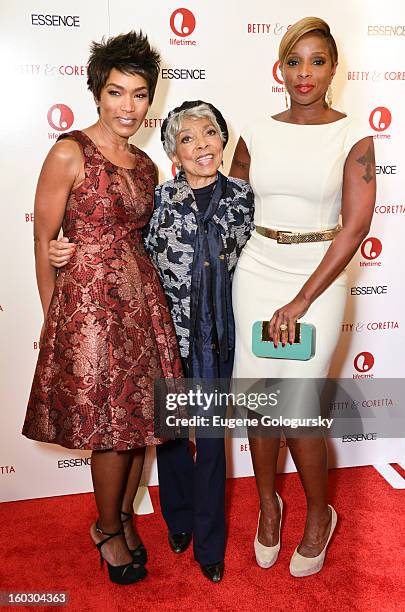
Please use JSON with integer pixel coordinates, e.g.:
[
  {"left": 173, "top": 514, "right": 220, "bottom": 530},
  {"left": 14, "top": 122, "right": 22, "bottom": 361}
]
[{"left": 252, "top": 321, "right": 316, "bottom": 360}]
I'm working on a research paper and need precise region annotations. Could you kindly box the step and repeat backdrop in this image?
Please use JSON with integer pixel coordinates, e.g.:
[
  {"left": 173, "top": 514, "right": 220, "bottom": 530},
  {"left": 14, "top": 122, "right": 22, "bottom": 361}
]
[{"left": 1, "top": 0, "right": 404, "bottom": 502}]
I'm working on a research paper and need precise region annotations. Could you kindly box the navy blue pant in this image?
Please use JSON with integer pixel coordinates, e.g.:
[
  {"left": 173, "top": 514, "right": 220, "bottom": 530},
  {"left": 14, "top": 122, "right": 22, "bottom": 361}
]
[
  {"left": 156, "top": 436, "right": 226, "bottom": 565},
  {"left": 156, "top": 351, "right": 233, "bottom": 565}
]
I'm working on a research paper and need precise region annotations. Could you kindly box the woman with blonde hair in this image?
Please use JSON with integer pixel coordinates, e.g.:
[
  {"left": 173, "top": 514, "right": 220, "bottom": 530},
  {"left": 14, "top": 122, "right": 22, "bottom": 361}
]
[{"left": 231, "top": 16, "right": 375, "bottom": 576}]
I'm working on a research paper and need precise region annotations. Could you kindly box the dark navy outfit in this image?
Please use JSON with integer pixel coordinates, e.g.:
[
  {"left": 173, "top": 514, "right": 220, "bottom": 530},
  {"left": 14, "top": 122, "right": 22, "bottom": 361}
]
[{"left": 144, "top": 171, "right": 254, "bottom": 564}]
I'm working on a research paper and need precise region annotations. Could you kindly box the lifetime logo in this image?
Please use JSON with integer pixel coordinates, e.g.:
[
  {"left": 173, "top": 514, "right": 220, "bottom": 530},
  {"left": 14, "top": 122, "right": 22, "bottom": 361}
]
[
  {"left": 369, "top": 107, "right": 392, "bottom": 140},
  {"left": 359, "top": 237, "right": 382, "bottom": 267},
  {"left": 353, "top": 351, "right": 375, "bottom": 378},
  {"left": 272, "top": 60, "right": 284, "bottom": 84},
  {"left": 47, "top": 104, "right": 74, "bottom": 136},
  {"left": 169, "top": 8, "right": 197, "bottom": 46},
  {"left": 271, "top": 61, "right": 285, "bottom": 94}
]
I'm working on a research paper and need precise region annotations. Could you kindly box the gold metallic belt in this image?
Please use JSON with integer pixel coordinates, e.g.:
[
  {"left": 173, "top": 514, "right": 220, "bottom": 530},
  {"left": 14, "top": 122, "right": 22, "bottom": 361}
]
[{"left": 255, "top": 225, "right": 341, "bottom": 244}]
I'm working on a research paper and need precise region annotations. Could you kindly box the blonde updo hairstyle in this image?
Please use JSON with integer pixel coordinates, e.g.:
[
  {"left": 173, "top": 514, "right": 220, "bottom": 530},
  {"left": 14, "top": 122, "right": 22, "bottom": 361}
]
[{"left": 278, "top": 17, "right": 338, "bottom": 68}]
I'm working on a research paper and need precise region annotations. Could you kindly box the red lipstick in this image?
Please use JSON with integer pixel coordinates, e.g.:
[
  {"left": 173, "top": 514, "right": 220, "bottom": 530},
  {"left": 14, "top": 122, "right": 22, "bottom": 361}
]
[{"left": 295, "top": 84, "right": 315, "bottom": 94}]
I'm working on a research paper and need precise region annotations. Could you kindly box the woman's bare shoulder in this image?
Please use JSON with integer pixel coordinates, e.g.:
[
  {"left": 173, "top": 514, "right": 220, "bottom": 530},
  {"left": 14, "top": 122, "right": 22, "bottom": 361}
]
[{"left": 49, "top": 137, "right": 82, "bottom": 163}]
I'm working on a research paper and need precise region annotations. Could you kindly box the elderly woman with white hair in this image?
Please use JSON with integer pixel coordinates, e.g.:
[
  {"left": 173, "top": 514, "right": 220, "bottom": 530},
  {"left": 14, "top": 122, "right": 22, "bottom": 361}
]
[
  {"left": 48, "top": 99, "right": 254, "bottom": 582},
  {"left": 149, "top": 101, "right": 253, "bottom": 582}
]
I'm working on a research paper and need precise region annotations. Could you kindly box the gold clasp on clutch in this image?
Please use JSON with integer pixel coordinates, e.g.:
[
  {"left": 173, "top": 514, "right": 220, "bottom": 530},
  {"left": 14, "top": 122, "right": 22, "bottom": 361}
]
[{"left": 261, "top": 321, "right": 301, "bottom": 343}]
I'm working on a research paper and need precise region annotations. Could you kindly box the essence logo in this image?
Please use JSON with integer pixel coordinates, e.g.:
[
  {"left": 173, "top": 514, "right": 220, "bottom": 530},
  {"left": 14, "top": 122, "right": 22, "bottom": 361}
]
[
  {"left": 353, "top": 351, "right": 375, "bottom": 378},
  {"left": 161, "top": 68, "right": 205, "bottom": 80},
  {"left": 376, "top": 165, "right": 396, "bottom": 175},
  {"left": 359, "top": 237, "right": 382, "bottom": 267},
  {"left": 367, "top": 25, "right": 405, "bottom": 36},
  {"left": 47, "top": 104, "right": 74, "bottom": 138},
  {"left": 31, "top": 14, "right": 80, "bottom": 27},
  {"left": 57, "top": 457, "right": 91, "bottom": 468},
  {"left": 342, "top": 433, "right": 377, "bottom": 443},
  {"left": 350, "top": 285, "right": 388, "bottom": 296},
  {"left": 169, "top": 8, "right": 197, "bottom": 46},
  {"left": 369, "top": 107, "right": 392, "bottom": 140}
]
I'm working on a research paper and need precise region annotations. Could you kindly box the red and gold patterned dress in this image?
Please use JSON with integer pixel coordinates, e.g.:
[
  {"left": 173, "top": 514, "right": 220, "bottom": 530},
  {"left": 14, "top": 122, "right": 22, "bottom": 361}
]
[{"left": 23, "top": 130, "right": 182, "bottom": 450}]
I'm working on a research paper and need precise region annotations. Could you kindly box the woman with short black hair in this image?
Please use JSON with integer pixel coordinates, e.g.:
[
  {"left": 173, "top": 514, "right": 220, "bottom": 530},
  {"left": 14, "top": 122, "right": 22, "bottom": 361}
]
[{"left": 22, "top": 31, "right": 182, "bottom": 585}]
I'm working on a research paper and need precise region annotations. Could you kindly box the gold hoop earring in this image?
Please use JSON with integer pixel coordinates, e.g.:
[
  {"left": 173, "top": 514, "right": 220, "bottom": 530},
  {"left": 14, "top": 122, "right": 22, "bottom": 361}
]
[
  {"left": 326, "top": 84, "right": 333, "bottom": 108},
  {"left": 284, "top": 88, "right": 289, "bottom": 109}
]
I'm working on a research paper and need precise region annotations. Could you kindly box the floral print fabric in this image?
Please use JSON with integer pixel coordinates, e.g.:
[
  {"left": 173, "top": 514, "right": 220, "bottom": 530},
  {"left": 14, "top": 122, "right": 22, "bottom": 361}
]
[{"left": 23, "top": 131, "right": 182, "bottom": 450}]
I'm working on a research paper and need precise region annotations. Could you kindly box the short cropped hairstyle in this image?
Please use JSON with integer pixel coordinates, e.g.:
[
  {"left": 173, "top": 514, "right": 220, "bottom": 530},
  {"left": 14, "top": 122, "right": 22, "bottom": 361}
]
[
  {"left": 279, "top": 17, "right": 338, "bottom": 66},
  {"left": 163, "top": 104, "right": 226, "bottom": 158},
  {"left": 87, "top": 31, "right": 160, "bottom": 103}
]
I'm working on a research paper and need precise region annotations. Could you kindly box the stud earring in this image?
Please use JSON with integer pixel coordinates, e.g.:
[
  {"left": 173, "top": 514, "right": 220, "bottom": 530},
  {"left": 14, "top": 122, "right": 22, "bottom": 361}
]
[
  {"left": 326, "top": 84, "right": 333, "bottom": 108},
  {"left": 284, "top": 88, "right": 289, "bottom": 109}
]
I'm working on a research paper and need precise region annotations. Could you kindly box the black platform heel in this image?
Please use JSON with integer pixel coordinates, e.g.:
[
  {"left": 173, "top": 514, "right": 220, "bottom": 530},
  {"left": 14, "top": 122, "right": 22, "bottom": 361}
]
[
  {"left": 121, "top": 511, "right": 148, "bottom": 565},
  {"left": 95, "top": 522, "right": 147, "bottom": 585}
]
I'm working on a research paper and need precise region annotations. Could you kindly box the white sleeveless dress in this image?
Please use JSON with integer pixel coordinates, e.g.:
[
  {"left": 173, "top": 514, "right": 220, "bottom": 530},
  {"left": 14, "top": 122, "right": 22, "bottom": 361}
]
[{"left": 232, "top": 116, "right": 371, "bottom": 383}]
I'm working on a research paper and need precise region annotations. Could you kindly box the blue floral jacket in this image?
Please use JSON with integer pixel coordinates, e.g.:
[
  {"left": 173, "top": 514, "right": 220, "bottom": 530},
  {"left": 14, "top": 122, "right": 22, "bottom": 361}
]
[{"left": 144, "top": 172, "right": 254, "bottom": 366}]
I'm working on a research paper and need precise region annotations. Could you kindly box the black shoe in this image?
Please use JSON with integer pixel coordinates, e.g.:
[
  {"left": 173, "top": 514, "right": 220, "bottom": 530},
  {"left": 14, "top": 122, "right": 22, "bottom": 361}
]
[
  {"left": 95, "top": 521, "right": 147, "bottom": 585},
  {"left": 200, "top": 562, "right": 224, "bottom": 583},
  {"left": 121, "top": 511, "right": 148, "bottom": 565},
  {"left": 168, "top": 532, "right": 192, "bottom": 553}
]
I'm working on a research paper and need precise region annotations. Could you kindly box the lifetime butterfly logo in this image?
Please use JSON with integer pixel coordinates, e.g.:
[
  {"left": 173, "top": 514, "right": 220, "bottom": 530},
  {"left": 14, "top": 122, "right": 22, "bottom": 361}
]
[
  {"left": 169, "top": 8, "right": 197, "bottom": 46},
  {"left": 359, "top": 236, "right": 383, "bottom": 267},
  {"left": 47, "top": 103, "right": 74, "bottom": 140},
  {"left": 369, "top": 106, "right": 392, "bottom": 140}
]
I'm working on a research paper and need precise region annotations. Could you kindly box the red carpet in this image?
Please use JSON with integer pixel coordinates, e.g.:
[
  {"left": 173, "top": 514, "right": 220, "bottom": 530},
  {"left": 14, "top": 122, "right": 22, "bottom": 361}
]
[{"left": 1, "top": 466, "right": 404, "bottom": 611}]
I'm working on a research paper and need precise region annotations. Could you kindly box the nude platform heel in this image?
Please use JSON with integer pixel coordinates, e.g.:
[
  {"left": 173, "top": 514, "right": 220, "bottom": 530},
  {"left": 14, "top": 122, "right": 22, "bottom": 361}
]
[
  {"left": 254, "top": 492, "right": 283, "bottom": 569},
  {"left": 289, "top": 505, "right": 337, "bottom": 577}
]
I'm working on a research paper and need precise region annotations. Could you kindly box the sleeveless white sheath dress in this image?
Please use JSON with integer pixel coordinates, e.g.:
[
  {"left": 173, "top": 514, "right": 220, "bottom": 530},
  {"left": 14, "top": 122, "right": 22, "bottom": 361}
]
[{"left": 232, "top": 116, "right": 371, "bottom": 384}]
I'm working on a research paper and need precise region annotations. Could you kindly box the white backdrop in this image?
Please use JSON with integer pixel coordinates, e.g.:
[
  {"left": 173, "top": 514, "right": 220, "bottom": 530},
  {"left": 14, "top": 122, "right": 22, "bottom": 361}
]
[{"left": 0, "top": 0, "right": 404, "bottom": 502}]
